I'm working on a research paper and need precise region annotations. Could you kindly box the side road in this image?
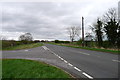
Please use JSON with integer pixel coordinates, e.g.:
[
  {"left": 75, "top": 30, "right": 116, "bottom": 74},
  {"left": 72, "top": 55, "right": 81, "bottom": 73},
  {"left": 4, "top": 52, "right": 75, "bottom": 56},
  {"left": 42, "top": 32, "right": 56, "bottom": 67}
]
[{"left": 2, "top": 46, "right": 86, "bottom": 78}]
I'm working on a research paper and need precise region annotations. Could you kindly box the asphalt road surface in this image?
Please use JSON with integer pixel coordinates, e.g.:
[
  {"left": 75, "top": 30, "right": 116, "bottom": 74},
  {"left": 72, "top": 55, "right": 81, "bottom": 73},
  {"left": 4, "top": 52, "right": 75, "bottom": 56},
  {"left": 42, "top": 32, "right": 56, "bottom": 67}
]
[{"left": 2, "top": 43, "right": 120, "bottom": 80}]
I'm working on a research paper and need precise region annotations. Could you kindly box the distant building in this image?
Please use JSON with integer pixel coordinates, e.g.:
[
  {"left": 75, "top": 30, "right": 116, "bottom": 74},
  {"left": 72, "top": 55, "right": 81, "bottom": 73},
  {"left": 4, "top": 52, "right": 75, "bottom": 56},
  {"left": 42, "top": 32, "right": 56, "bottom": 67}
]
[{"left": 118, "top": 1, "right": 120, "bottom": 21}]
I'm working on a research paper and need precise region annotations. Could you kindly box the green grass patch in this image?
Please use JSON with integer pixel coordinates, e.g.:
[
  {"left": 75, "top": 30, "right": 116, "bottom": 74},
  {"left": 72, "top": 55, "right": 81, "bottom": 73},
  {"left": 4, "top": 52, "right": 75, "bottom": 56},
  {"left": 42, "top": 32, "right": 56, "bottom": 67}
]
[
  {"left": 2, "top": 59, "right": 71, "bottom": 78},
  {"left": 2, "top": 43, "right": 43, "bottom": 50},
  {"left": 48, "top": 42, "right": 119, "bottom": 54},
  {"left": 0, "top": 59, "right": 2, "bottom": 79}
]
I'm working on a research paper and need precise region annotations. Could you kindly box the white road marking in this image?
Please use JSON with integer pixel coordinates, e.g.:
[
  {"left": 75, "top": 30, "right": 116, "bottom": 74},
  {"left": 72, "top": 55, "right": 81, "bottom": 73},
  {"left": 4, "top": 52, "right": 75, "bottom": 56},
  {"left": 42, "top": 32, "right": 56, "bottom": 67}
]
[
  {"left": 59, "top": 57, "right": 63, "bottom": 60},
  {"left": 64, "top": 60, "right": 68, "bottom": 63},
  {"left": 25, "top": 50, "right": 29, "bottom": 51},
  {"left": 54, "top": 53, "right": 57, "bottom": 56},
  {"left": 82, "top": 72, "right": 93, "bottom": 79},
  {"left": 112, "top": 59, "right": 120, "bottom": 63},
  {"left": 60, "top": 57, "right": 64, "bottom": 60},
  {"left": 80, "top": 52, "right": 90, "bottom": 55},
  {"left": 42, "top": 46, "right": 48, "bottom": 50},
  {"left": 44, "top": 46, "right": 94, "bottom": 79},
  {"left": 74, "top": 67, "right": 81, "bottom": 72},
  {"left": 56, "top": 54, "right": 59, "bottom": 57},
  {"left": 58, "top": 56, "right": 61, "bottom": 59},
  {"left": 68, "top": 63, "right": 73, "bottom": 66}
]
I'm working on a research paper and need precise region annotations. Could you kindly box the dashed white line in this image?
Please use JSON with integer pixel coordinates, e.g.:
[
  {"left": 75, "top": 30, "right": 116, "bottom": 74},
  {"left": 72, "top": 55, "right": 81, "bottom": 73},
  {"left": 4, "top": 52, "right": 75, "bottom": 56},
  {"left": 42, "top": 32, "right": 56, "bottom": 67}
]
[
  {"left": 43, "top": 46, "right": 94, "bottom": 79},
  {"left": 64, "top": 60, "right": 68, "bottom": 63},
  {"left": 112, "top": 59, "right": 120, "bottom": 63},
  {"left": 56, "top": 54, "right": 59, "bottom": 57},
  {"left": 68, "top": 63, "right": 73, "bottom": 66},
  {"left": 82, "top": 72, "right": 93, "bottom": 79},
  {"left": 25, "top": 50, "right": 29, "bottom": 51},
  {"left": 58, "top": 56, "right": 61, "bottom": 58},
  {"left": 59, "top": 57, "right": 63, "bottom": 60},
  {"left": 42, "top": 46, "right": 48, "bottom": 50},
  {"left": 74, "top": 67, "right": 81, "bottom": 72},
  {"left": 80, "top": 52, "right": 90, "bottom": 55},
  {"left": 54, "top": 53, "right": 57, "bottom": 56},
  {"left": 60, "top": 57, "right": 64, "bottom": 60}
]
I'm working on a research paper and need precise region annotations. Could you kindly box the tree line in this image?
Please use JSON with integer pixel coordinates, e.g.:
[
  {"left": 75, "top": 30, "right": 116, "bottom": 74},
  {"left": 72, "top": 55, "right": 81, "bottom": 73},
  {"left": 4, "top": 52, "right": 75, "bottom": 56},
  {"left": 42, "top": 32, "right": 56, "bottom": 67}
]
[
  {"left": 66, "top": 8, "right": 120, "bottom": 49},
  {"left": 1, "top": 33, "right": 40, "bottom": 49},
  {"left": 91, "top": 8, "right": 119, "bottom": 48}
]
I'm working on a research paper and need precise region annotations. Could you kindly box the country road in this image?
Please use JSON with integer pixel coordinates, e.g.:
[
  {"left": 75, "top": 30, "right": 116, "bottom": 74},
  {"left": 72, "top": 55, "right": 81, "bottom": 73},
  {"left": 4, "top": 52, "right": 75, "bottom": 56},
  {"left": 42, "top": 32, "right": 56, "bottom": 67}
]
[{"left": 2, "top": 44, "right": 120, "bottom": 80}]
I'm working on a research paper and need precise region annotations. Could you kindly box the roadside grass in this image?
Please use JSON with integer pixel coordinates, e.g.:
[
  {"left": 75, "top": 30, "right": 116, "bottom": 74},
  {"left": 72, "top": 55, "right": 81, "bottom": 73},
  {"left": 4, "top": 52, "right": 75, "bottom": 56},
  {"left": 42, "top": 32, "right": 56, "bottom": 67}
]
[
  {"left": 2, "top": 43, "right": 43, "bottom": 50},
  {"left": 2, "top": 59, "right": 71, "bottom": 78},
  {"left": 47, "top": 42, "right": 119, "bottom": 54},
  {"left": 0, "top": 59, "right": 2, "bottom": 79}
]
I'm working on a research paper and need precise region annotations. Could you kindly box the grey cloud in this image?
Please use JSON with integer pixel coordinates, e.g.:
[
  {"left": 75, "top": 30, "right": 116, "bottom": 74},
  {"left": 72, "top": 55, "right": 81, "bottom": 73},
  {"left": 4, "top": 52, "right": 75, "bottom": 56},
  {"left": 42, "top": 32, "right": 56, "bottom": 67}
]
[{"left": 1, "top": 1, "right": 118, "bottom": 40}]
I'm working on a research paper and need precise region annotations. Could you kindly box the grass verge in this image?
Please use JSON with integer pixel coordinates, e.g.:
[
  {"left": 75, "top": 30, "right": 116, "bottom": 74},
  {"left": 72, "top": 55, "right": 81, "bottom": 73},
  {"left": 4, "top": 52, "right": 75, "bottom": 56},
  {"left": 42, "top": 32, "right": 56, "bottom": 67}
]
[
  {"left": 2, "top": 59, "right": 71, "bottom": 78},
  {"left": 2, "top": 43, "right": 43, "bottom": 50},
  {"left": 48, "top": 42, "right": 119, "bottom": 54}
]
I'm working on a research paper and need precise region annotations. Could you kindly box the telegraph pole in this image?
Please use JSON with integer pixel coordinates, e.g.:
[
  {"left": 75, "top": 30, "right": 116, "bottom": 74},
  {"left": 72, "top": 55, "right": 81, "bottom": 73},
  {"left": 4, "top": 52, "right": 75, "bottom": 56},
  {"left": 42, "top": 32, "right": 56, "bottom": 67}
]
[{"left": 82, "top": 17, "right": 84, "bottom": 47}]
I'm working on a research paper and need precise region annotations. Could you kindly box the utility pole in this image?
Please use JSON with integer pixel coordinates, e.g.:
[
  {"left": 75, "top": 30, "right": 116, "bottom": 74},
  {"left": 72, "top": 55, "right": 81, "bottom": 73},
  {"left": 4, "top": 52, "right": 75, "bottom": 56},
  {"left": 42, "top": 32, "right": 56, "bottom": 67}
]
[{"left": 82, "top": 17, "right": 84, "bottom": 47}]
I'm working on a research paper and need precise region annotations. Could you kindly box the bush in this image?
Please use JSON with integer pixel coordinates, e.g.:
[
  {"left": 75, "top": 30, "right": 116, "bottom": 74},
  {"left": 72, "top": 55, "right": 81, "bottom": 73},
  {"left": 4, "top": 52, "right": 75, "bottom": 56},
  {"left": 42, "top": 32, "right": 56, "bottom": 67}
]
[
  {"left": 55, "top": 40, "right": 59, "bottom": 43},
  {"left": 34, "top": 40, "right": 40, "bottom": 43},
  {"left": 76, "top": 39, "right": 82, "bottom": 45},
  {"left": 2, "top": 40, "right": 12, "bottom": 48},
  {"left": 102, "top": 41, "right": 111, "bottom": 48},
  {"left": 2, "top": 40, "right": 35, "bottom": 49},
  {"left": 41, "top": 40, "right": 45, "bottom": 42},
  {"left": 20, "top": 40, "right": 34, "bottom": 44},
  {"left": 54, "top": 40, "right": 70, "bottom": 44}
]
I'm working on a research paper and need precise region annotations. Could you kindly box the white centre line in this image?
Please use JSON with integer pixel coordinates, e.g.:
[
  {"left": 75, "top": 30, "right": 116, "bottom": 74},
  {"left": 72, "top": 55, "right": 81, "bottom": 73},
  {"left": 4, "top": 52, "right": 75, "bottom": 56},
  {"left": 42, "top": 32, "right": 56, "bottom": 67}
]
[
  {"left": 42, "top": 46, "right": 48, "bottom": 50},
  {"left": 56, "top": 54, "right": 59, "bottom": 57},
  {"left": 82, "top": 72, "right": 93, "bottom": 79},
  {"left": 112, "top": 59, "right": 120, "bottom": 63},
  {"left": 58, "top": 56, "right": 61, "bottom": 59},
  {"left": 74, "top": 67, "right": 81, "bottom": 72},
  {"left": 64, "top": 60, "right": 68, "bottom": 63},
  {"left": 44, "top": 46, "right": 94, "bottom": 79},
  {"left": 59, "top": 57, "right": 64, "bottom": 60},
  {"left": 68, "top": 63, "right": 73, "bottom": 66},
  {"left": 54, "top": 53, "right": 57, "bottom": 56},
  {"left": 25, "top": 50, "right": 29, "bottom": 51},
  {"left": 80, "top": 52, "right": 90, "bottom": 55}
]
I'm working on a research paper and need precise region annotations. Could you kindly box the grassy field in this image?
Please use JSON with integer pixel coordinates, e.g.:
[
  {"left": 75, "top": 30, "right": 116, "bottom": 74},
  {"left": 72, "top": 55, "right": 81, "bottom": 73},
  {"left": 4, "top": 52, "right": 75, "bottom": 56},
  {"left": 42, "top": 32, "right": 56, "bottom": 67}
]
[
  {"left": 2, "top": 59, "right": 71, "bottom": 78},
  {"left": 2, "top": 43, "right": 43, "bottom": 50},
  {"left": 48, "top": 42, "right": 119, "bottom": 54}
]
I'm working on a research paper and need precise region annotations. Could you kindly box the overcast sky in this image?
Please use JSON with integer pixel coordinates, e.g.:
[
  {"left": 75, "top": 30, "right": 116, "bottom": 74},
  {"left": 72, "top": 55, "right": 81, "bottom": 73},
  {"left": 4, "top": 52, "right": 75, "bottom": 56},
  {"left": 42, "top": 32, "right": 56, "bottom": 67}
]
[{"left": 0, "top": 0, "right": 119, "bottom": 41}]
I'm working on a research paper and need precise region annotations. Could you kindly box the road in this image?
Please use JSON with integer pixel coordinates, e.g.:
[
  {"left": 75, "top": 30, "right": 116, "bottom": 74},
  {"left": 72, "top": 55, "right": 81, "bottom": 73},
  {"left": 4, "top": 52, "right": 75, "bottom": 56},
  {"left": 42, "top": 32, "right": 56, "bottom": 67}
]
[{"left": 2, "top": 44, "right": 120, "bottom": 80}]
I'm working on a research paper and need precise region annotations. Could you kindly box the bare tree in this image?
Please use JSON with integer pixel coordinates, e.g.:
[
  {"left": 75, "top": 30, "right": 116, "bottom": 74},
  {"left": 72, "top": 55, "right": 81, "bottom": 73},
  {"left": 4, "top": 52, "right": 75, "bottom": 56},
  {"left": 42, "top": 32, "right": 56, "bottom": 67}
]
[
  {"left": 19, "top": 33, "right": 33, "bottom": 41},
  {"left": 103, "top": 8, "right": 117, "bottom": 23},
  {"left": 67, "top": 26, "right": 80, "bottom": 42}
]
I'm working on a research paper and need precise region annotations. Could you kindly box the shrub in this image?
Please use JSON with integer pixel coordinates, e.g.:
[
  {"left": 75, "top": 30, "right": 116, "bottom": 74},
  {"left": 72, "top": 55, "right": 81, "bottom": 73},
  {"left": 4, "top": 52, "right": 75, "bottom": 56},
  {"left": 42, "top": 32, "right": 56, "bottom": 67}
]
[
  {"left": 34, "top": 40, "right": 40, "bottom": 43},
  {"left": 54, "top": 40, "right": 59, "bottom": 43},
  {"left": 2, "top": 40, "right": 35, "bottom": 49}
]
